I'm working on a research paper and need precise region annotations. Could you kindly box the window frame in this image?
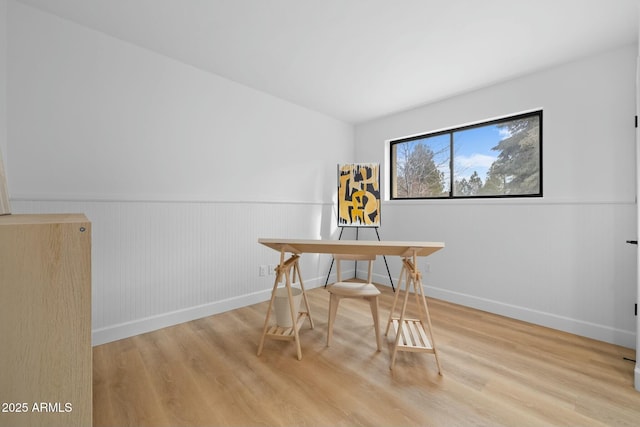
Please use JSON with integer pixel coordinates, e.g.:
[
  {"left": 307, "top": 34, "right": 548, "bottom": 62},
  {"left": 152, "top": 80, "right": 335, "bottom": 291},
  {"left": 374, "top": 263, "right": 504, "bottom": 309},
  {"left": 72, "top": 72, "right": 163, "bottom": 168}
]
[{"left": 389, "top": 110, "right": 543, "bottom": 200}]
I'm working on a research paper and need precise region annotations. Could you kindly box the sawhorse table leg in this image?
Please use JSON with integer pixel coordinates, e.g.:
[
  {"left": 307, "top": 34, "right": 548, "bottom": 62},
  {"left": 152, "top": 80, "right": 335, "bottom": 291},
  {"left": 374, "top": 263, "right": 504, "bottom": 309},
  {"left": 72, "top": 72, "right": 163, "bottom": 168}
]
[
  {"left": 385, "top": 253, "right": 442, "bottom": 373},
  {"left": 257, "top": 253, "right": 314, "bottom": 360}
]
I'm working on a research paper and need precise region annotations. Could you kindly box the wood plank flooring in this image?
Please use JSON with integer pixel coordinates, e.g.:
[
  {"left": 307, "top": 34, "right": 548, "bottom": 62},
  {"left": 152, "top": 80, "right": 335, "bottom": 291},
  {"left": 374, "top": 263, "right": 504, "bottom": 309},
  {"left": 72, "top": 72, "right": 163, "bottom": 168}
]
[{"left": 93, "top": 285, "right": 640, "bottom": 426}]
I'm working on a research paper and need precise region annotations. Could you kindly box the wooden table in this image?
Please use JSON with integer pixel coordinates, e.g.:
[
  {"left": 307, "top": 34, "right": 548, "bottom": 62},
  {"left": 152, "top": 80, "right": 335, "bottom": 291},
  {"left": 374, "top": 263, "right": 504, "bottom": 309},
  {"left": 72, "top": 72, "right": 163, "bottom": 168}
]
[{"left": 257, "top": 238, "right": 445, "bottom": 371}]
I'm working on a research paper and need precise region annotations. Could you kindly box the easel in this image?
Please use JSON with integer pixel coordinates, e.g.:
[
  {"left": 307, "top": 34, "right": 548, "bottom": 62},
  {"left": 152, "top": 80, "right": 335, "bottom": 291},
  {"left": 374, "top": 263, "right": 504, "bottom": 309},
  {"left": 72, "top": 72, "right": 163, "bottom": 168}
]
[
  {"left": 257, "top": 252, "right": 314, "bottom": 360},
  {"left": 324, "top": 226, "right": 395, "bottom": 291}
]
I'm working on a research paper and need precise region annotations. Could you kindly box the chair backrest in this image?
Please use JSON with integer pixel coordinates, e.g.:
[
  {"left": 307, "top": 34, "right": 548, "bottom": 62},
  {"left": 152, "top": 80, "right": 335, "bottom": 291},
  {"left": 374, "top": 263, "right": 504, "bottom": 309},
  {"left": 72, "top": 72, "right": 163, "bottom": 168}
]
[{"left": 333, "top": 254, "right": 376, "bottom": 283}]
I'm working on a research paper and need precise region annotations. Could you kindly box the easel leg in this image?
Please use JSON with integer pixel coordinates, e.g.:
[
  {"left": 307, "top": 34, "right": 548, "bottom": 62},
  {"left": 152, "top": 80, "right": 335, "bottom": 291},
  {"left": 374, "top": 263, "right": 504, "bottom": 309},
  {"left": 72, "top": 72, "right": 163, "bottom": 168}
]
[
  {"left": 324, "top": 227, "right": 395, "bottom": 291},
  {"left": 324, "top": 227, "right": 345, "bottom": 287},
  {"left": 374, "top": 227, "right": 395, "bottom": 292}
]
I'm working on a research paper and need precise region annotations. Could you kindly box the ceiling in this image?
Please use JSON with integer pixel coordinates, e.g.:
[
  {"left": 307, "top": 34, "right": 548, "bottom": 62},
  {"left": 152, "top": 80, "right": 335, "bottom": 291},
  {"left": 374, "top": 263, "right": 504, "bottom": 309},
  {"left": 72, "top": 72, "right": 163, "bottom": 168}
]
[{"left": 15, "top": 0, "right": 640, "bottom": 124}]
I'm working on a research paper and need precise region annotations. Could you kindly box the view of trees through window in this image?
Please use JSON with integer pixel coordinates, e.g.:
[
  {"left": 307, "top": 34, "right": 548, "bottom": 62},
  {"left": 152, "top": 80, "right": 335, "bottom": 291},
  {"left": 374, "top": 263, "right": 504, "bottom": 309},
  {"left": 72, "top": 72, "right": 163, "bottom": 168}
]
[{"left": 390, "top": 111, "right": 542, "bottom": 199}]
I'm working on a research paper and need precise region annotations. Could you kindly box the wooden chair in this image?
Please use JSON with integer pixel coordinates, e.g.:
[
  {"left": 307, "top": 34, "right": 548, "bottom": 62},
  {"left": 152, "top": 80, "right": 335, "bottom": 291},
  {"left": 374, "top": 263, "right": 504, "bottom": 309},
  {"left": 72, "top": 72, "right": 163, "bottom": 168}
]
[{"left": 326, "top": 254, "right": 382, "bottom": 351}]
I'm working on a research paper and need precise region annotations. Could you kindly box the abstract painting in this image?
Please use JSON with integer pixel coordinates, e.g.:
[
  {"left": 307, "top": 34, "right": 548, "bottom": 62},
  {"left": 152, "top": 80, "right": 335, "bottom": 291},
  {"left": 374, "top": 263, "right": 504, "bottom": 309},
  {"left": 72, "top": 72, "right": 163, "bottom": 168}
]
[{"left": 337, "top": 163, "right": 380, "bottom": 227}]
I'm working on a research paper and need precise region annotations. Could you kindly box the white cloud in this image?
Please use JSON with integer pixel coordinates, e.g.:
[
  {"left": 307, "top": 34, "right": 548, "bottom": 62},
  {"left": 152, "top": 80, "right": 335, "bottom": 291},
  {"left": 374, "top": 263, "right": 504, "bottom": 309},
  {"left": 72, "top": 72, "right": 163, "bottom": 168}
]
[
  {"left": 456, "top": 153, "right": 496, "bottom": 170},
  {"left": 498, "top": 127, "right": 512, "bottom": 139},
  {"left": 454, "top": 153, "right": 497, "bottom": 181}
]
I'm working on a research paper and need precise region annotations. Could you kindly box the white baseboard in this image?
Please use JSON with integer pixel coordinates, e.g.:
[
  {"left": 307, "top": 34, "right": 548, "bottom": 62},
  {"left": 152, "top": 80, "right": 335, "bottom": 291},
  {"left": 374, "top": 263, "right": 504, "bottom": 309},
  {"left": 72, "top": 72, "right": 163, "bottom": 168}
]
[
  {"left": 92, "top": 278, "right": 326, "bottom": 346},
  {"left": 423, "top": 285, "right": 635, "bottom": 349},
  {"left": 93, "top": 273, "right": 635, "bottom": 350},
  {"left": 370, "top": 272, "right": 635, "bottom": 349}
]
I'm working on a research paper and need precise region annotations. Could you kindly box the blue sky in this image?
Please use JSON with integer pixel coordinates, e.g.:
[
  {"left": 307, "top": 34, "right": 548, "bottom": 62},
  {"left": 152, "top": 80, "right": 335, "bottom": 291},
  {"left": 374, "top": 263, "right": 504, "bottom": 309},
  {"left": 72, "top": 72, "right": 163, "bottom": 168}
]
[
  {"left": 400, "top": 123, "right": 507, "bottom": 188},
  {"left": 418, "top": 124, "right": 505, "bottom": 185},
  {"left": 452, "top": 125, "right": 504, "bottom": 181}
]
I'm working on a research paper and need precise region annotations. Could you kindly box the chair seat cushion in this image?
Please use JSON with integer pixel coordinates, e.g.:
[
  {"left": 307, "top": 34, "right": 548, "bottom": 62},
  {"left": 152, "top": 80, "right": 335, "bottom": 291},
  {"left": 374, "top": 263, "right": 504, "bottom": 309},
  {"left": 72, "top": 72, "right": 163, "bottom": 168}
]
[{"left": 328, "top": 282, "right": 381, "bottom": 297}]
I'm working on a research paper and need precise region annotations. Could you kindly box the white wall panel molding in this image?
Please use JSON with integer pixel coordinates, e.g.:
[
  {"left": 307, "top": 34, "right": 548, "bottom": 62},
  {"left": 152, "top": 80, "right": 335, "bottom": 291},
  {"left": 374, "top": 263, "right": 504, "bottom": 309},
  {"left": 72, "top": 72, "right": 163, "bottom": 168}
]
[
  {"left": 384, "top": 198, "right": 637, "bottom": 207},
  {"left": 91, "top": 278, "right": 333, "bottom": 347},
  {"left": 425, "top": 285, "right": 636, "bottom": 349},
  {"left": 12, "top": 199, "right": 341, "bottom": 345},
  {"left": 10, "top": 194, "right": 331, "bottom": 205}
]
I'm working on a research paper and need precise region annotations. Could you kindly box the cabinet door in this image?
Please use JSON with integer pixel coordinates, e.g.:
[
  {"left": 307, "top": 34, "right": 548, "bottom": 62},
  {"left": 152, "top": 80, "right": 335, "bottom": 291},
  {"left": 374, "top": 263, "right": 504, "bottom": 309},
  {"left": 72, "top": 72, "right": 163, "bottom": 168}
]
[{"left": 0, "top": 218, "right": 91, "bottom": 427}]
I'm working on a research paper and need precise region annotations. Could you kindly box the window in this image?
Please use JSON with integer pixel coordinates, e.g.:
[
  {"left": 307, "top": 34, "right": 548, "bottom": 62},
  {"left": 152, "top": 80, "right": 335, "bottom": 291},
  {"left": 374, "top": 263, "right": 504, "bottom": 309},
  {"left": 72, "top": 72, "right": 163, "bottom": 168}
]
[{"left": 390, "top": 110, "right": 542, "bottom": 199}]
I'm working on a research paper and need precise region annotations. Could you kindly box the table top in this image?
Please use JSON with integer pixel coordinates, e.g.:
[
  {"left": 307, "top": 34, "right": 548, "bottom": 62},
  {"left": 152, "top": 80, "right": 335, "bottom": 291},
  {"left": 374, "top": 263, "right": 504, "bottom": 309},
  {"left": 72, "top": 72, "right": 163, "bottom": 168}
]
[{"left": 258, "top": 238, "right": 444, "bottom": 257}]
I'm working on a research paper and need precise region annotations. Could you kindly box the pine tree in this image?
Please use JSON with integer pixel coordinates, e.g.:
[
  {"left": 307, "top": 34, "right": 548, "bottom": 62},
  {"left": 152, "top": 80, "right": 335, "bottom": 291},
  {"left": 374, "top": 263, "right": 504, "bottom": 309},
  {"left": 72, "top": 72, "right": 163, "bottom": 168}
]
[
  {"left": 488, "top": 116, "right": 540, "bottom": 195},
  {"left": 469, "top": 171, "right": 483, "bottom": 195},
  {"left": 480, "top": 163, "right": 505, "bottom": 195},
  {"left": 455, "top": 171, "right": 483, "bottom": 196}
]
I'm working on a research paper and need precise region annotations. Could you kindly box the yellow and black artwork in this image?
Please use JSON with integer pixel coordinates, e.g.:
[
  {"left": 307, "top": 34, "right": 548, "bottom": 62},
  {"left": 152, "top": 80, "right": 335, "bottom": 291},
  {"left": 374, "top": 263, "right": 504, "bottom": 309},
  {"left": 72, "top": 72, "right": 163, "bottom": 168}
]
[{"left": 338, "top": 163, "right": 380, "bottom": 227}]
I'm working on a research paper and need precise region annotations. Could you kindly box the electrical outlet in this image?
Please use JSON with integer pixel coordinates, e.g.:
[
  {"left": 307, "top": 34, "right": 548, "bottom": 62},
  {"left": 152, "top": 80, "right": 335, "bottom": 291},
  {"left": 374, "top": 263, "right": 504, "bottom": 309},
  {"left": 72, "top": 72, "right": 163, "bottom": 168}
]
[
  {"left": 269, "top": 264, "right": 277, "bottom": 275},
  {"left": 259, "top": 265, "right": 268, "bottom": 276}
]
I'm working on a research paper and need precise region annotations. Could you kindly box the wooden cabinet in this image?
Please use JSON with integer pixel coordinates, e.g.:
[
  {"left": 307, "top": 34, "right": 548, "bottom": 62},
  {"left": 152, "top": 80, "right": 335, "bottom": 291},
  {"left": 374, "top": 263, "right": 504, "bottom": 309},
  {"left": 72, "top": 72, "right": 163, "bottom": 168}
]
[{"left": 0, "top": 214, "right": 92, "bottom": 427}]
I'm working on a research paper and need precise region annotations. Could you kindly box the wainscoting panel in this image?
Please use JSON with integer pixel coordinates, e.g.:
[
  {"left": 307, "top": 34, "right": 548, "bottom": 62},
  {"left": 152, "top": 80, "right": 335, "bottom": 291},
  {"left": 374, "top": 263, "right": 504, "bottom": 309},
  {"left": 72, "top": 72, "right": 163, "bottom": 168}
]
[
  {"left": 376, "top": 200, "right": 638, "bottom": 348},
  {"left": 12, "top": 199, "right": 340, "bottom": 345}
]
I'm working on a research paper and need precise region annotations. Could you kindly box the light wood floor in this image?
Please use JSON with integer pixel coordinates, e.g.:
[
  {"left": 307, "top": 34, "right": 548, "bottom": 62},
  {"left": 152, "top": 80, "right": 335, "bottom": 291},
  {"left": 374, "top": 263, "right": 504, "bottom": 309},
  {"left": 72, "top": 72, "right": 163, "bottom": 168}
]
[{"left": 93, "top": 285, "right": 640, "bottom": 426}]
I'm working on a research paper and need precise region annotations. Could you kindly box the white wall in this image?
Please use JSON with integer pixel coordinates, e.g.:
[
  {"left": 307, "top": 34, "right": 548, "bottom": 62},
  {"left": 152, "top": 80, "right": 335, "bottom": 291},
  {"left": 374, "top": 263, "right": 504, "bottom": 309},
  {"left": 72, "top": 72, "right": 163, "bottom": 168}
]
[
  {"left": 6, "top": 1, "right": 637, "bottom": 349},
  {"left": 356, "top": 45, "right": 638, "bottom": 348},
  {"left": 6, "top": 1, "right": 353, "bottom": 344},
  {"left": 0, "top": 0, "right": 7, "bottom": 164}
]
